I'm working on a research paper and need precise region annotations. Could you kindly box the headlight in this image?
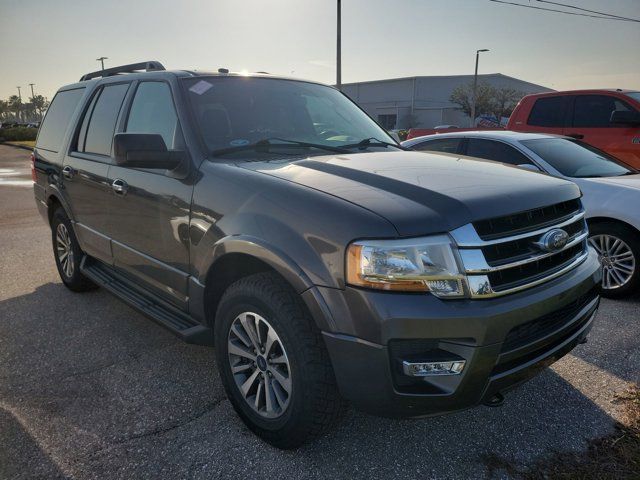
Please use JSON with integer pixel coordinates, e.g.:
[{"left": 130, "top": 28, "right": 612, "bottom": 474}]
[{"left": 346, "top": 235, "right": 466, "bottom": 297}]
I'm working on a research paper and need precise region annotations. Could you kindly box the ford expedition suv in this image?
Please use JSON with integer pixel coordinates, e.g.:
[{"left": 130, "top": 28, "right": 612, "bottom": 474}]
[{"left": 33, "top": 61, "right": 601, "bottom": 449}]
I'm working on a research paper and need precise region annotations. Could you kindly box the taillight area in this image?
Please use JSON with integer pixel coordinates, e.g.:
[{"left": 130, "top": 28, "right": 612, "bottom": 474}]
[{"left": 30, "top": 152, "right": 36, "bottom": 182}]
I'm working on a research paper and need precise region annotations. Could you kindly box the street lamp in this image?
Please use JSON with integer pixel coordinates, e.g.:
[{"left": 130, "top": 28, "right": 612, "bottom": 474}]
[
  {"left": 336, "top": 0, "right": 341, "bottom": 90},
  {"left": 470, "top": 49, "right": 489, "bottom": 127},
  {"left": 96, "top": 56, "right": 108, "bottom": 70}
]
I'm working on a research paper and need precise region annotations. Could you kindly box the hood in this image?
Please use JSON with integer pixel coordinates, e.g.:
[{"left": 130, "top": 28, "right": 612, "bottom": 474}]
[
  {"left": 239, "top": 151, "right": 581, "bottom": 236},
  {"left": 579, "top": 174, "right": 640, "bottom": 190}
]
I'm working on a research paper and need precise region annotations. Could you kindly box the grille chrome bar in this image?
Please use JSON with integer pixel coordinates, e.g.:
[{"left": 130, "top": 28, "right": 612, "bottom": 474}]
[
  {"left": 451, "top": 211, "right": 586, "bottom": 247},
  {"left": 467, "top": 250, "right": 590, "bottom": 299},
  {"left": 461, "top": 231, "right": 588, "bottom": 274}
]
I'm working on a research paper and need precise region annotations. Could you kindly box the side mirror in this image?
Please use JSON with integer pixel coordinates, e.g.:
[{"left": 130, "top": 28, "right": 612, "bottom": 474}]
[
  {"left": 518, "top": 163, "right": 541, "bottom": 172},
  {"left": 113, "top": 133, "right": 184, "bottom": 169},
  {"left": 610, "top": 110, "right": 640, "bottom": 126}
]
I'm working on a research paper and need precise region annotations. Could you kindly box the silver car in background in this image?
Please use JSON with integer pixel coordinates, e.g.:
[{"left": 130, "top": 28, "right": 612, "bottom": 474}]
[{"left": 403, "top": 131, "right": 640, "bottom": 297}]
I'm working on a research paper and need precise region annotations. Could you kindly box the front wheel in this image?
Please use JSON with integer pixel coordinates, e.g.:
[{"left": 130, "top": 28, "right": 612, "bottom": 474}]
[
  {"left": 588, "top": 222, "right": 639, "bottom": 298},
  {"left": 214, "top": 272, "right": 346, "bottom": 449}
]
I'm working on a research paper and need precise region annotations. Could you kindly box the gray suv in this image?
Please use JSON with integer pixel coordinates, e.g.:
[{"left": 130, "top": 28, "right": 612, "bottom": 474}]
[{"left": 33, "top": 61, "right": 601, "bottom": 448}]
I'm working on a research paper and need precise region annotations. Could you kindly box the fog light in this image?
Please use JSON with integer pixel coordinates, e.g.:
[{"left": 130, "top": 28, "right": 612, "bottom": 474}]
[{"left": 402, "top": 360, "right": 466, "bottom": 376}]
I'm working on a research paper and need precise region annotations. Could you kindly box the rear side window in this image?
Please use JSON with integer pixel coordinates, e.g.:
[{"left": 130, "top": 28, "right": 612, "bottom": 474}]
[
  {"left": 80, "top": 83, "right": 130, "bottom": 156},
  {"left": 126, "top": 82, "right": 182, "bottom": 149},
  {"left": 36, "top": 88, "right": 85, "bottom": 152},
  {"left": 527, "top": 96, "right": 568, "bottom": 127},
  {"left": 413, "top": 138, "right": 461, "bottom": 154},
  {"left": 572, "top": 95, "right": 635, "bottom": 128},
  {"left": 466, "top": 139, "right": 533, "bottom": 166}
]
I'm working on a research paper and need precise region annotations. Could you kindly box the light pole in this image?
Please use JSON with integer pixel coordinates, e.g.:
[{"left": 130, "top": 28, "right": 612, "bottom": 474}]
[
  {"left": 336, "top": 0, "right": 341, "bottom": 90},
  {"left": 28, "top": 83, "right": 36, "bottom": 99},
  {"left": 16, "top": 86, "right": 22, "bottom": 101},
  {"left": 470, "top": 49, "right": 489, "bottom": 127},
  {"left": 96, "top": 56, "right": 108, "bottom": 71}
]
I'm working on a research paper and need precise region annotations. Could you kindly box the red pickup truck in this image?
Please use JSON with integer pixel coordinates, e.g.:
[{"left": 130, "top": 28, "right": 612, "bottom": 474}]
[{"left": 507, "top": 89, "right": 640, "bottom": 169}]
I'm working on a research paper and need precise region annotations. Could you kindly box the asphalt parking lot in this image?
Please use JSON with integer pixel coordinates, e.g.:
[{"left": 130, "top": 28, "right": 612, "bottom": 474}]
[{"left": 0, "top": 143, "right": 638, "bottom": 480}]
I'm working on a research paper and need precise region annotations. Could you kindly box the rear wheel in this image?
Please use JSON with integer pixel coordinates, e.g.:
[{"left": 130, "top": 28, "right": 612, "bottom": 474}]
[
  {"left": 51, "top": 207, "right": 97, "bottom": 292},
  {"left": 214, "top": 272, "right": 346, "bottom": 449},
  {"left": 588, "top": 222, "right": 639, "bottom": 298}
]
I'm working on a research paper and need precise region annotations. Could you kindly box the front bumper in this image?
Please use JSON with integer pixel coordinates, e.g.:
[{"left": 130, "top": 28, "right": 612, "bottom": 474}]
[{"left": 316, "top": 248, "right": 601, "bottom": 417}]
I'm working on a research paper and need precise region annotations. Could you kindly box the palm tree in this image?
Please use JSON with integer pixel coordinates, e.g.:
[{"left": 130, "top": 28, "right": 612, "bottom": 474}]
[
  {"left": 0, "top": 100, "right": 9, "bottom": 121},
  {"left": 8, "top": 95, "right": 22, "bottom": 122}
]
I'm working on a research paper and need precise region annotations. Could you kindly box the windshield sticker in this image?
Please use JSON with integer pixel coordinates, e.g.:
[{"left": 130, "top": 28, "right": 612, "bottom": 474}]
[
  {"left": 189, "top": 80, "right": 213, "bottom": 95},
  {"left": 230, "top": 139, "right": 250, "bottom": 146}
]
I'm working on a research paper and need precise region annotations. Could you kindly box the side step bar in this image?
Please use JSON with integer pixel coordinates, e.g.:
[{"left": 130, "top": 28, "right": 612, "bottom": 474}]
[{"left": 81, "top": 257, "right": 213, "bottom": 346}]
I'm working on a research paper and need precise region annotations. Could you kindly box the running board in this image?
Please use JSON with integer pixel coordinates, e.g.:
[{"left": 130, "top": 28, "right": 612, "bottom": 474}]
[{"left": 81, "top": 257, "right": 213, "bottom": 346}]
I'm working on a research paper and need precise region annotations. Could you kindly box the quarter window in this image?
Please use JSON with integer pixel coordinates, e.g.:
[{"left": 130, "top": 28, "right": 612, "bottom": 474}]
[
  {"left": 466, "top": 139, "right": 533, "bottom": 166},
  {"left": 126, "top": 82, "right": 182, "bottom": 149},
  {"left": 36, "top": 88, "right": 85, "bottom": 153},
  {"left": 413, "top": 138, "right": 461, "bottom": 154},
  {"left": 572, "top": 95, "right": 635, "bottom": 128},
  {"left": 527, "top": 96, "right": 568, "bottom": 127},
  {"left": 81, "top": 83, "right": 130, "bottom": 156}
]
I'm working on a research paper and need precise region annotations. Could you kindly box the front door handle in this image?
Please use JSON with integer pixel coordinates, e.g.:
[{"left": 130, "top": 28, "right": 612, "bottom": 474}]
[
  {"left": 567, "top": 133, "right": 584, "bottom": 139},
  {"left": 62, "top": 166, "right": 75, "bottom": 180},
  {"left": 112, "top": 179, "right": 128, "bottom": 195}
]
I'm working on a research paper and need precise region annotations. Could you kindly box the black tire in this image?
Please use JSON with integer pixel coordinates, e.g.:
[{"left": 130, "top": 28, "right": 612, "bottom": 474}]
[
  {"left": 589, "top": 222, "right": 640, "bottom": 299},
  {"left": 214, "top": 272, "right": 346, "bottom": 449},
  {"left": 51, "top": 207, "right": 97, "bottom": 292}
]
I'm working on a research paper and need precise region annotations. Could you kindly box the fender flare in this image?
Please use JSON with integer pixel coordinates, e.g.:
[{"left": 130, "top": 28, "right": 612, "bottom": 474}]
[{"left": 197, "top": 235, "right": 338, "bottom": 331}]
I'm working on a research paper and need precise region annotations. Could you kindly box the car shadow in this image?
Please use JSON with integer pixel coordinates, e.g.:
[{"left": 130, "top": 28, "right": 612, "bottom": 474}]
[{"left": 0, "top": 282, "right": 635, "bottom": 479}]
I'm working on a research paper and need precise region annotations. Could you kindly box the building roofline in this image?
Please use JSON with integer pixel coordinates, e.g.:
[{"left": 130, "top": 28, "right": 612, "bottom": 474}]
[{"left": 340, "top": 73, "right": 552, "bottom": 90}]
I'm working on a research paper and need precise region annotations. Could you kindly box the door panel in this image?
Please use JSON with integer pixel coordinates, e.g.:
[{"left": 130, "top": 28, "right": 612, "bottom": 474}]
[
  {"left": 568, "top": 95, "right": 640, "bottom": 169},
  {"left": 107, "top": 80, "right": 193, "bottom": 309},
  {"left": 107, "top": 167, "right": 192, "bottom": 306},
  {"left": 62, "top": 156, "right": 113, "bottom": 264}
]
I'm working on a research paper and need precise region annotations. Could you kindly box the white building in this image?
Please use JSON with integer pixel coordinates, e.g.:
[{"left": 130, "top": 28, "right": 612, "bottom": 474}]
[{"left": 341, "top": 73, "right": 553, "bottom": 130}]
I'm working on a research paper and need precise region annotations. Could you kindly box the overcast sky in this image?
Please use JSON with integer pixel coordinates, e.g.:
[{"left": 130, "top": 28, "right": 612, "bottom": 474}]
[{"left": 1, "top": 0, "right": 639, "bottom": 101}]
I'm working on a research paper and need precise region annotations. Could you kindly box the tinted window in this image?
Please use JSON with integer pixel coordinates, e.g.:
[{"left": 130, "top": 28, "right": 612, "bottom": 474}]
[
  {"left": 573, "top": 95, "right": 634, "bottom": 128},
  {"left": 466, "top": 139, "right": 533, "bottom": 166},
  {"left": 377, "top": 114, "right": 397, "bottom": 130},
  {"left": 126, "top": 82, "right": 181, "bottom": 149},
  {"left": 522, "top": 138, "right": 632, "bottom": 177},
  {"left": 528, "top": 96, "right": 568, "bottom": 127},
  {"left": 413, "top": 138, "right": 461, "bottom": 154},
  {"left": 83, "top": 83, "right": 129, "bottom": 156},
  {"left": 36, "top": 88, "right": 85, "bottom": 152}
]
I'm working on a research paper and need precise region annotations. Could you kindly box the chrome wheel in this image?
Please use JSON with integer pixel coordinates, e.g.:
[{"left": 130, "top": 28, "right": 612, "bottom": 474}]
[
  {"left": 227, "top": 312, "right": 292, "bottom": 419},
  {"left": 56, "top": 223, "right": 74, "bottom": 278},
  {"left": 589, "top": 234, "right": 636, "bottom": 290}
]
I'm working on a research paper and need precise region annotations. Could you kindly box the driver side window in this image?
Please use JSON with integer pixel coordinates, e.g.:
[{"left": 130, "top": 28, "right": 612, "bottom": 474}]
[{"left": 126, "top": 82, "right": 184, "bottom": 150}]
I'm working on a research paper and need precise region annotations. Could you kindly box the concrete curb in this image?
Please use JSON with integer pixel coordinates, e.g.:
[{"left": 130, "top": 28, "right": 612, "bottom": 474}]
[{"left": 0, "top": 142, "right": 34, "bottom": 152}]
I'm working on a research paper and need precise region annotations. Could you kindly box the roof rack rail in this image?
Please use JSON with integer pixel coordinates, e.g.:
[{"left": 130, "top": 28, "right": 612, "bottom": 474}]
[{"left": 79, "top": 61, "right": 166, "bottom": 81}]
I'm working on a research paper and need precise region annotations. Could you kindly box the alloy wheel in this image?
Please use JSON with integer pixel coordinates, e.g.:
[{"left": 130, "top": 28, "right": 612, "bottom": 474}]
[
  {"left": 56, "top": 223, "right": 74, "bottom": 278},
  {"left": 227, "top": 312, "right": 292, "bottom": 419},
  {"left": 589, "top": 234, "right": 636, "bottom": 290}
]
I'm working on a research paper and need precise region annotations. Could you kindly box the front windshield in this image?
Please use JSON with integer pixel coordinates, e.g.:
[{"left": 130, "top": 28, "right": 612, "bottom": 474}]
[
  {"left": 182, "top": 76, "right": 397, "bottom": 156},
  {"left": 521, "top": 138, "right": 634, "bottom": 178}
]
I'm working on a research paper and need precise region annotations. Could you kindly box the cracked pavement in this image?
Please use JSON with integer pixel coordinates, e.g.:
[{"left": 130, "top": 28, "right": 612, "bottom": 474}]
[{"left": 1, "top": 144, "right": 639, "bottom": 479}]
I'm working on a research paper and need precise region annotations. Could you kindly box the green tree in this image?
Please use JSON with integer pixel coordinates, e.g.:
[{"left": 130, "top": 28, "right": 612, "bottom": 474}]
[
  {"left": 490, "top": 88, "right": 524, "bottom": 124},
  {"left": 0, "top": 100, "right": 9, "bottom": 121},
  {"left": 8, "top": 95, "right": 22, "bottom": 122},
  {"left": 450, "top": 81, "right": 495, "bottom": 119},
  {"left": 31, "top": 94, "right": 48, "bottom": 120}
]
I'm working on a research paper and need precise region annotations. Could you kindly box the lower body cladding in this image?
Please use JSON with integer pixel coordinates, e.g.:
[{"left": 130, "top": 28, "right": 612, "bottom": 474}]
[{"left": 314, "top": 249, "right": 602, "bottom": 418}]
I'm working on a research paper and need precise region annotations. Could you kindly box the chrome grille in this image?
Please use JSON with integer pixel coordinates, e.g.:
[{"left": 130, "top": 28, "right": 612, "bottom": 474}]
[{"left": 452, "top": 201, "right": 589, "bottom": 299}]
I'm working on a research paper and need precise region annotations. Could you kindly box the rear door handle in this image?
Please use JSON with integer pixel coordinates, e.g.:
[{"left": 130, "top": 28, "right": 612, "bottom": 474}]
[
  {"left": 567, "top": 133, "right": 584, "bottom": 139},
  {"left": 112, "top": 179, "right": 128, "bottom": 195},
  {"left": 62, "top": 166, "right": 75, "bottom": 180}
]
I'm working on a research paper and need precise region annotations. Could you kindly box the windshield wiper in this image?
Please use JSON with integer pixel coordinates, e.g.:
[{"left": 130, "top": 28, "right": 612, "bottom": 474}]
[
  {"left": 212, "top": 137, "right": 349, "bottom": 156},
  {"left": 341, "top": 137, "right": 406, "bottom": 151}
]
